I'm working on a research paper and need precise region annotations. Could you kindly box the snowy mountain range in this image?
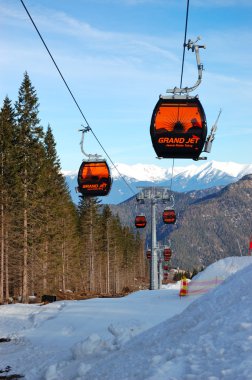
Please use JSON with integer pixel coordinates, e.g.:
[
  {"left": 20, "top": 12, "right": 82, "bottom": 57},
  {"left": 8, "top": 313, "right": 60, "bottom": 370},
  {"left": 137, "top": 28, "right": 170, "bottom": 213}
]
[{"left": 63, "top": 160, "right": 252, "bottom": 204}]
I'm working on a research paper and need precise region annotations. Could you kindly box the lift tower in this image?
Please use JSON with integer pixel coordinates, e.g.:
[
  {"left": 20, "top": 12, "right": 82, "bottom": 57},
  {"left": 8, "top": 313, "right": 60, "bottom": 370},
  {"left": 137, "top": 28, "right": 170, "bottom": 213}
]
[{"left": 136, "top": 187, "right": 171, "bottom": 290}]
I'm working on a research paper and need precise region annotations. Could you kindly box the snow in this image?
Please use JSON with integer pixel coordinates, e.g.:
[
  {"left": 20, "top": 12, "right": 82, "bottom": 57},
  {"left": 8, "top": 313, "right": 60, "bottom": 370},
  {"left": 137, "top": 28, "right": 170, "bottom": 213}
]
[
  {"left": 210, "top": 161, "right": 252, "bottom": 178},
  {"left": 1, "top": 256, "right": 252, "bottom": 380},
  {"left": 112, "top": 163, "right": 171, "bottom": 182},
  {"left": 62, "top": 161, "right": 252, "bottom": 183},
  {"left": 61, "top": 170, "right": 78, "bottom": 178}
]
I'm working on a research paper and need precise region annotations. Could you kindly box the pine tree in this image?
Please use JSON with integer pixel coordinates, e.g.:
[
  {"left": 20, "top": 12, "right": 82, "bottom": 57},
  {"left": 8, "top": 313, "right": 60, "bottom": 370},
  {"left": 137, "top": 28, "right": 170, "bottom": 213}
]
[
  {"left": 99, "top": 205, "right": 113, "bottom": 293},
  {"left": 0, "top": 97, "right": 16, "bottom": 303},
  {"left": 29, "top": 125, "right": 79, "bottom": 296},
  {"left": 78, "top": 197, "right": 101, "bottom": 292},
  {"left": 0, "top": 72, "right": 148, "bottom": 302},
  {"left": 14, "top": 72, "right": 44, "bottom": 303},
  {"left": 35, "top": 125, "right": 65, "bottom": 293}
]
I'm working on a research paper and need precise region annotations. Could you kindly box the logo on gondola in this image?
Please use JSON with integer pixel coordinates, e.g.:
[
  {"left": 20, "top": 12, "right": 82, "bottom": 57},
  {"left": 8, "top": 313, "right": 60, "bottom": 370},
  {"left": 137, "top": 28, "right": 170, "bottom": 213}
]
[
  {"left": 82, "top": 182, "right": 108, "bottom": 191},
  {"left": 186, "top": 135, "right": 200, "bottom": 144},
  {"left": 99, "top": 182, "right": 108, "bottom": 190},
  {"left": 82, "top": 184, "right": 99, "bottom": 189},
  {"left": 158, "top": 135, "right": 200, "bottom": 145}
]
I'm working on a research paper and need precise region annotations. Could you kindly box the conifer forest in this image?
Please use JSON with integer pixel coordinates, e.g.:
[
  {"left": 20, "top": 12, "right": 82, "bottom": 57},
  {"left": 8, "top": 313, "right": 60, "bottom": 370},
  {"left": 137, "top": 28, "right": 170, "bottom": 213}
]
[{"left": 0, "top": 72, "right": 148, "bottom": 304}]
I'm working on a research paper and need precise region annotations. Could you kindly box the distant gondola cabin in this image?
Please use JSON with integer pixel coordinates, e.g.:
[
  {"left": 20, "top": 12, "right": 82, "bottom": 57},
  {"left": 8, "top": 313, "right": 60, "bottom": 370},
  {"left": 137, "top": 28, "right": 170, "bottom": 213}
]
[
  {"left": 77, "top": 160, "right": 111, "bottom": 197},
  {"left": 164, "top": 248, "right": 172, "bottom": 261},
  {"left": 163, "top": 209, "right": 176, "bottom": 224},
  {"left": 163, "top": 273, "right": 169, "bottom": 280},
  {"left": 135, "top": 215, "right": 147, "bottom": 228},
  {"left": 150, "top": 97, "right": 207, "bottom": 160},
  {"left": 146, "top": 250, "right": 151, "bottom": 260}
]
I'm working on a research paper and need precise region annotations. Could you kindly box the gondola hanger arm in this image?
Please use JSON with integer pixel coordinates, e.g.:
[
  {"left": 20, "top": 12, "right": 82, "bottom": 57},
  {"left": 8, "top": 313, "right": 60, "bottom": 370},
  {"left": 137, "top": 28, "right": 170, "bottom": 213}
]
[
  {"left": 163, "top": 193, "right": 175, "bottom": 208},
  {"left": 166, "top": 36, "right": 206, "bottom": 95},
  {"left": 79, "top": 126, "right": 102, "bottom": 160}
]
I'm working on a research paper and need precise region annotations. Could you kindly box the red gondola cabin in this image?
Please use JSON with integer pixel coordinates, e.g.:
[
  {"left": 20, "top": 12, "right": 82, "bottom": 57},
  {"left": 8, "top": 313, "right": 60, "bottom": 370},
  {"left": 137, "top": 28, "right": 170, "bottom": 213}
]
[
  {"left": 163, "top": 273, "right": 169, "bottom": 280},
  {"left": 146, "top": 250, "right": 151, "bottom": 259},
  {"left": 163, "top": 209, "right": 176, "bottom": 224},
  {"left": 135, "top": 215, "right": 147, "bottom": 228},
  {"left": 164, "top": 248, "right": 172, "bottom": 261}
]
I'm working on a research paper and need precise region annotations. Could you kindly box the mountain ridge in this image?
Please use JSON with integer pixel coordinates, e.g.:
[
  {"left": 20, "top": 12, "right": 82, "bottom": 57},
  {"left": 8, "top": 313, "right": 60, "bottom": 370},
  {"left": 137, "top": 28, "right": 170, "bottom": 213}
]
[
  {"left": 63, "top": 160, "right": 252, "bottom": 204},
  {"left": 109, "top": 174, "right": 252, "bottom": 270}
]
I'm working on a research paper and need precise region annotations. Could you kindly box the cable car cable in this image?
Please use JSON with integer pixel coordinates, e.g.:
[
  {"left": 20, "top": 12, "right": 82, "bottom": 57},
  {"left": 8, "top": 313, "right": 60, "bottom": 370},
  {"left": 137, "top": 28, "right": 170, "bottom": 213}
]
[
  {"left": 169, "top": 159, "right": 175, "bottom": 192},
  {"left": 180, "top": 0, "right": 190, "bottom": 89},
  {"left": 168, "top": 0, "right": 190, "bottom": 194},
  {"left": 19, "top": 0, "right": 136, "bottom": 197},
  {"left": 19, "top": 0, "right": 90, "bottom": 129}
]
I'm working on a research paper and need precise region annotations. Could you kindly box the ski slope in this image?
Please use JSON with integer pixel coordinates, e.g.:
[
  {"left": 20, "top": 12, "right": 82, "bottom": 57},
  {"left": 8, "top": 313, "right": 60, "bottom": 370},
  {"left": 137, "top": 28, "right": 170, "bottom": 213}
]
[{"left": 0, "top": 256, "right": 251, "bottom": 380}]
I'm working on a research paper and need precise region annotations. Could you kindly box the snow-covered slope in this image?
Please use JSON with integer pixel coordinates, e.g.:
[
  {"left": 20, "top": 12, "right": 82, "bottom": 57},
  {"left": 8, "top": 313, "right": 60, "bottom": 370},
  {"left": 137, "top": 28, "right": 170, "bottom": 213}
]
[
  {"left": 64, "top": 161, "right": 252, "bottom": 204},
  {"left": 83, "top": 257, "right": 252, "bottom": 380},
  {"left": 0, "top": 256, "right": 252, "bottom": 380}
]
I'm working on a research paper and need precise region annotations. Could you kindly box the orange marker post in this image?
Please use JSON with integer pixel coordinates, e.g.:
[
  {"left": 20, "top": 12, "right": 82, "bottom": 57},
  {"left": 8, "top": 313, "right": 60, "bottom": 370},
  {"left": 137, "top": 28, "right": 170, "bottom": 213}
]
[{"left": 179, "top": 275, "right": 188, "bottom": 297}]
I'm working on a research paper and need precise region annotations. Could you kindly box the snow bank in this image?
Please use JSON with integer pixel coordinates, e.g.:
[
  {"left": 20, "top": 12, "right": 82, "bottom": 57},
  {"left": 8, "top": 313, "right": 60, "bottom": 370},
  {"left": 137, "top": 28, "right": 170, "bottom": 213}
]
[
  {"left": 0, "top": 256, "right": 252, "bottom": 380},
  {"left": 188, "top": 256, "right": 252, "bottom": 296},
  {"left": 84, "top": 259, "right": 252, "bottom": 380}
]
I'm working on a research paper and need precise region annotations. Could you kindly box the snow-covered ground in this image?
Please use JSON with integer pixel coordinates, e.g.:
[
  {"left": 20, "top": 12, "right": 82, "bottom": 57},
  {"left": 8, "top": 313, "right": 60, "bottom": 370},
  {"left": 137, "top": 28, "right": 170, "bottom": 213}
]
[{"left": 0, "top": 256, "right": 252, "bottom": 380}]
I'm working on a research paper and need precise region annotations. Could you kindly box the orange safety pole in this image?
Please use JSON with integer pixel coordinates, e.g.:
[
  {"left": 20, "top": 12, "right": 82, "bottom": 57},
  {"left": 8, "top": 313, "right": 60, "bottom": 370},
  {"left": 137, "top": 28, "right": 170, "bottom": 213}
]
[{"left": 179, "top": 276, "right": 188, "bottom": 297}]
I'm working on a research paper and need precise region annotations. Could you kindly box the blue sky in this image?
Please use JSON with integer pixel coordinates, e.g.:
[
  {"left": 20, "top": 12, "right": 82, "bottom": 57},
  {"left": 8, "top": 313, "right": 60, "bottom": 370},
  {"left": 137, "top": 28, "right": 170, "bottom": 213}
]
[{"left": 1, "top": 0, "right": 252, "bottom": 172}]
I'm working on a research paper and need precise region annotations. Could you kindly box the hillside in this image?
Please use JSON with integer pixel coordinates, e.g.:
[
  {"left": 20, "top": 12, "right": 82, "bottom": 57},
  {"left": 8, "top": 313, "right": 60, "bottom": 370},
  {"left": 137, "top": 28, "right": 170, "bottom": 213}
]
[
  {"left": 110, "top": 175, "right": 252, "bottom": 271},
  {"left": 169, "top": 174, "right": 252, "bottom": 269}
]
